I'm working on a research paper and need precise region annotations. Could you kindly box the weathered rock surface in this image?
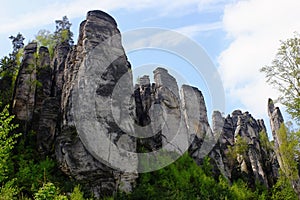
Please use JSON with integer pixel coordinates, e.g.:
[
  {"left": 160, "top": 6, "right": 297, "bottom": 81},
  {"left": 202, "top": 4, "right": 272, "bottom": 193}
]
[
  {"left": 181, "top": 85, "right": 215, "bottom": 165},
  {"left": 208, "top": 110, "right": 279, "bottom": 188},
  {"left": 11, "top": 9, "right": 292, "bottom": 198},
  {"left": 134, "top": 68, "right": 188, "bottom": 155},
  {"left": 268, "top": 98, "right": 300, "bottom": 197},
  {"left": 57, "top": 10, "right": 137, "bottom": 197},
  {"left": 12, "top": 42, "right": 37, "bottom": 122},
  {"left": 153, "top": 68, "right": 187, "bottom": 153}
]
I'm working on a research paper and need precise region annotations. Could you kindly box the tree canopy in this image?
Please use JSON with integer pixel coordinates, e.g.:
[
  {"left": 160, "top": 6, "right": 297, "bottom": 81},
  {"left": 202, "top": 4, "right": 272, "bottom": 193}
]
[{"left": 260, "top": 33, "right": 300, "bottom": 124}]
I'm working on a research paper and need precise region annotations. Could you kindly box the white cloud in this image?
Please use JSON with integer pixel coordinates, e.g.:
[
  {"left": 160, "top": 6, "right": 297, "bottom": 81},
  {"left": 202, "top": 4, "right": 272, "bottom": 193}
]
[
  {"left": 218, "top": 0, "right": 300, "bottom": 119},
  {"left": 0, "top": 0, "right": 228, "bottom": 35},
  {"left": 175, "top": 22, "right": 223, "bottom": 37}
]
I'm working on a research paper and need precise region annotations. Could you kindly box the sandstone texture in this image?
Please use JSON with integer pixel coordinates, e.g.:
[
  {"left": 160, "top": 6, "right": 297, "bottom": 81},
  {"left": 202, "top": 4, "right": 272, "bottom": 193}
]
[{"left": 11, "top": 9, "right": 290, "bottom": 197}]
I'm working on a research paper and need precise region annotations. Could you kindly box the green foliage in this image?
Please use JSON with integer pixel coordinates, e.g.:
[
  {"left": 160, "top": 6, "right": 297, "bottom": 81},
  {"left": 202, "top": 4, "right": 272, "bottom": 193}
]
[
  {"left": 227, "top": 135, "right": 248, "bottom": 164},
  {"left": 9, "top": 33, "right": 25, "bottom": 56},
  {"left": 0, "top": 33, "right": 24, "bottom": 107},
  {"left": 15, "top": 157, "right": 56, "bottom": 193},
  {"left": 259, "top": 130, "right": 273, "bottom": 152},
  {"left": 0, "top": 48, "right": 23, "bottom": 107},
  {"left": 0, "top": 105, "right": 21, "bottom": 183},
  {"left": 34, "top": 182, "right": 67, "bottom": 200},
  {"left": 138, "top": 150, "right": 179, "bottom": 172},
  {"left": 260, "top": 32, "right": 300, "bottom": 124},
  {"left": 54, "top": 16, "right": 74, "bottom": 45},
  {"left": 117, "top": 153, "right": 266, "bottom": 200},
  {"left": 35, "top": 30, "right": 55, "bottom": 58},
  {"left": 271, "top": 175, "right": 298, "bottom": 200},
  {"left": 35, "top": 16, "right": 73, "bottom": 59},
  {"left": 277, "top": 124, "right": 299, "bottom": 182},
  {"left": 230, "top": 180, "right": 258, "bottom": 200},
  {"left": 70, "top": 185, "right": 85, "bottom": 200},
  {"left": 0, "top": 179, "right": 18, "bottom": 200}
]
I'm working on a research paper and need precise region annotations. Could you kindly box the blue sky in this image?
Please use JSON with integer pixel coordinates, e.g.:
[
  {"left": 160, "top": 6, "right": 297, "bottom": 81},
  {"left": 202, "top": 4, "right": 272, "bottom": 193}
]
[{"left": 1, "top": 0, "right": 299, "bottom": 135}]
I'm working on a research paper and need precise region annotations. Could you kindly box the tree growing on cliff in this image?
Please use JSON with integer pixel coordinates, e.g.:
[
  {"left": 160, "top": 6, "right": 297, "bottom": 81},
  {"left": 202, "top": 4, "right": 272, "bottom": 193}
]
[
  {"left": 0, "top": 33, "right": 24, "bottom": 75},
  {"left": 54, "top": 16, "right": 74, "bottom": 45},
  {"left": 9, "top": 33, "right": 25, "bottom": 57},
  {"left": 35, "top": 16, "right": 73, "bottom": 57},
  {"left": 260, "top": 33, "right": 300, "bottom": 124},
  {"left": 35, "top": 29, "right": 56, "bottom": 58}
]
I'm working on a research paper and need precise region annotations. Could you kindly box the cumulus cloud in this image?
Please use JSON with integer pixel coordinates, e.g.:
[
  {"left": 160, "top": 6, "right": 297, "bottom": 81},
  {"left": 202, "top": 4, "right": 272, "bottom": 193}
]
[{"left": 218, "top": 0, "right": 300, "bottom": 118}]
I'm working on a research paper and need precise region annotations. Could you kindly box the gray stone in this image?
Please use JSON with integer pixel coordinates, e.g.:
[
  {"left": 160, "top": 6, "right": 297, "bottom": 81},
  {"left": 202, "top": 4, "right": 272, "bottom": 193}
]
[
  {"left": 57, "top": 10, "right": 138, "bottom": 196},
  {"left": 11, "top": 9, "right": 292, "bottom": 197},
  {"left": 181, "top": 85, "right": 215, "bottom": 163},
  {"left": 208, "top": 109, "right": 279, "bottom": 188},
  {"left": 12, "top": 42, "right": 37, "bottom": 122},
  {"left": 268, "top": 98, "right": 300, "bottom": 196}
]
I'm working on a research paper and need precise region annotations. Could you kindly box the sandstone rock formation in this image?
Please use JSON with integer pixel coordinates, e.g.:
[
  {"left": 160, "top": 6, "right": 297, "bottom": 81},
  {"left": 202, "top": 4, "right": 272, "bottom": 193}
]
[
  {"left": 11, "top": 9, "right": 288, "bottom": 197},
  {"left": 12, "top": 42, "right": 37, "bottom": 123},
  {"left": 56, "top": 10, "right": 137, "bottom": 197},
  {"left": 181, "top": 85, "right": 215, "bottom": 165},
  {"left": 268, "top": 98, "right": 300, "bottom": 197},
  {"left": 208, "top": 110, "right": 279, "bottom": 188},
  {"left": 12, "top": 10, "right": 138, "bottom": 198}
]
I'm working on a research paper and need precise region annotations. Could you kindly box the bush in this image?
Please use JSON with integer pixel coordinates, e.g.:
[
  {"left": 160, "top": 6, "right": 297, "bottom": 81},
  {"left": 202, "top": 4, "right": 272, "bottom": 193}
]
[
  {"left": 70, "top": 185, "right": 85, "bottom": 200},
  {"left": 0, "top": 179, "right": 18, "bottom": 200},
  {"left": 271, "top": 175, "right": 298, "bottom": 200},
  {"left": 34, "top": 182, "right": 67, "bottom": 200},
  {"left": 0, "top": 105, "right": 20, "bottom": 183}
]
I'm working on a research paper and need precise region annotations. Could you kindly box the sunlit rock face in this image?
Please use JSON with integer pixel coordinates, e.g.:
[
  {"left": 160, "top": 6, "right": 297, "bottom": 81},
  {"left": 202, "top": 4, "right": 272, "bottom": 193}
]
[
  {"left": 57, "top": 10, "right": 137, "bottom": 197},
  {"left": 208, "top": 109, "right": 279, "bottom": 188},
  {"left": 11, "top": 9, "right": 286, "bottom": 197}
]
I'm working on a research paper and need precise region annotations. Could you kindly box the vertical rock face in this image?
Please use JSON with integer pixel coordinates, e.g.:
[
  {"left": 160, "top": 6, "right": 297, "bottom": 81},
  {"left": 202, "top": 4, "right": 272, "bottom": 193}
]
[
  {"left": 134, "top": 75, "right": 161, "bottom": 151},
  {"left": 234, "top": 113, "right": 268, "bottom": 186},
  {"left": 181, "top": 85, "right": 214, "bottom": 164},
  {"left": 11, "top": 9, "right": 291, "bottom": 197},
  {"left": 267, "top": 99, "right": 285, "bottom": 180},
  {"left": 12, "top": 42, "right": 37, "bottom": 122},
  {"left": 52, "top": 42, "right": 70, "bottom": 98},
  {"left": 35, "top": 47, "right": 52, "bottom": 109},
  {"left": 209, "top": 110, "right": 279, "bottom": 188},
  {"left": 153, "top": 68, "right": 187, "bottom": 153},
  {"left": 268, "top": 98, "right": 300, "bottom": 196},
  {"left": 268, "top": 98, "right": 284, "bottom": 152},
  {"left": 56, "top": 10, "right": 137, "bottom": 197},
  {"left": 34, "top": 47, "right": 59, "bottom": 154},
  {"left": 134, "top": 68, "right": 188, "bottom": 155}
]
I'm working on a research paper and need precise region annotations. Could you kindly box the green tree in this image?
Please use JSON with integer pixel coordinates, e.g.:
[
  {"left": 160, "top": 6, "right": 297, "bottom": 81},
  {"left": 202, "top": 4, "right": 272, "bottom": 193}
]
[
  {"left": 54, "top": 16, "right": 74, "bottom": 45},
  {"left": 9, "top": 33, "right": 25, "bottom": 57},
  {"left": 0, "top": 33, "right": 24, "bottom": 107},
  {"left": 276, "top": 124, "right": 300, "bottom": 198},
  {"left": 0, "top": 179, "right": 19, "bottom": 200},
  {"left": 0, "top": 105, "right": 20, "bottom": 183},
  {"left": 259, "top": 130, "right": 273, "bottom": 152},
  {"left": 34, "top": 182, "right": 67, "bottom": 200},
  {"left": 35, "top": 29, "right": 55, "bottom": 58},
  {"left": 70, "top": 185, "right": 85, "bottom": 200},
  {"left": 260, "top": 33, "right": 300, "bottom": 123},
  {"left": 117, "top": 153, "right": 266, "bottom": 200},
  {"left": 271, "top": 175, "right": 298, "bottom": 200},
  {"left": 227, "top": 134, "right": 248, "bottom": 164}
]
